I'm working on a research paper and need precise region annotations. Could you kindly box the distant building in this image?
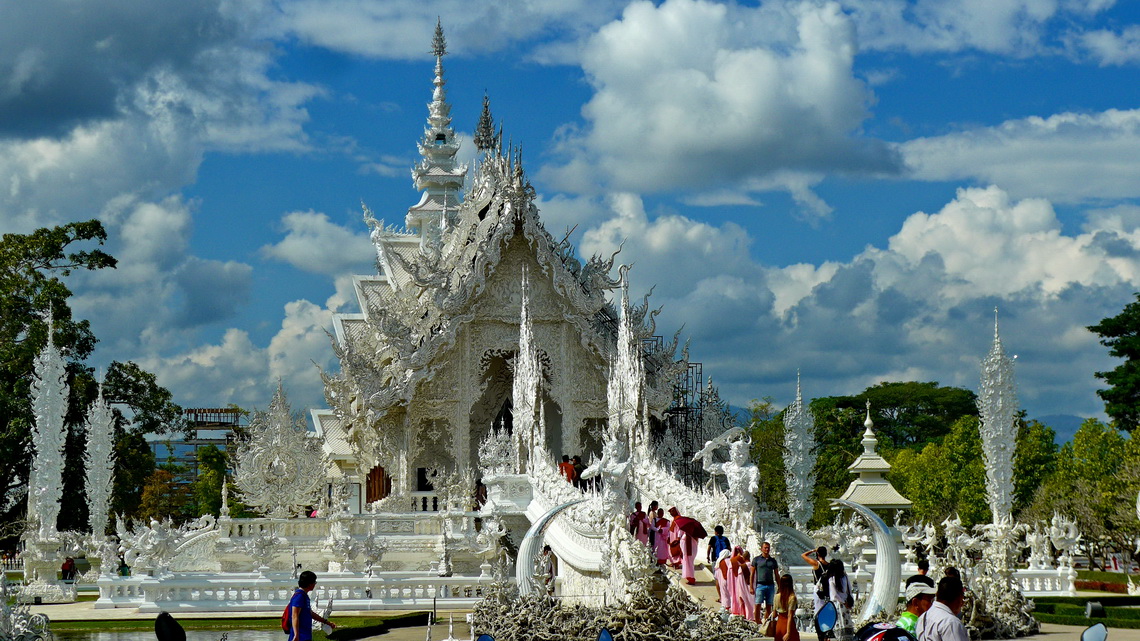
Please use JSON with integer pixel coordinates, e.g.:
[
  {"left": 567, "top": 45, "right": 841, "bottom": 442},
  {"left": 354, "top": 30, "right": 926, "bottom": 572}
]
[{"left": 151, "top": 407, "right": 246, "bottom": 485}]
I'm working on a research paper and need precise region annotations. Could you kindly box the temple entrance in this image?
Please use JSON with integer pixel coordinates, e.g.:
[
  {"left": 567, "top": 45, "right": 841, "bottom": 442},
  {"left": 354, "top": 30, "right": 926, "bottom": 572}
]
[{"left": 365, "top": 465, "right": 391, "bottom": 503}]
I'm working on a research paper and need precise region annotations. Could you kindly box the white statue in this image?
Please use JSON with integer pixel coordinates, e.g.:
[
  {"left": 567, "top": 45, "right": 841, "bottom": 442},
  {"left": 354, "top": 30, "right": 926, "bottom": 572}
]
[{"left": 581, "top": 438, "right": 631, "bottom": 518}]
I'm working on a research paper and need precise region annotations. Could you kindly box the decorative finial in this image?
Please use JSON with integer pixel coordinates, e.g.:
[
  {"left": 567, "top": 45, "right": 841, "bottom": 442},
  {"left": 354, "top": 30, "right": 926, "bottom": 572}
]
[
  {"left": 864, "top": 400, "right": 873, "bottom": 430},
  {"left": 431, "top": 18, "right": 447, "bottom": 58},
  {"left": 994, "top": 306, "right": 1000, "bottom": 339},
  {"left": 475, "top": 93, "right": 494, "bottom": 151}
]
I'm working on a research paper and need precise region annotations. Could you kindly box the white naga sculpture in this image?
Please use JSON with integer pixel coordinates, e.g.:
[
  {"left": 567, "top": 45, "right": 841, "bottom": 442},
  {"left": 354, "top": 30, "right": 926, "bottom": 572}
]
[
  {"left": 28, "top": 326, "right": 68, "bottom": 542},
  {"left": 233, "top": 384, "right": 328, "bottom": 518}
]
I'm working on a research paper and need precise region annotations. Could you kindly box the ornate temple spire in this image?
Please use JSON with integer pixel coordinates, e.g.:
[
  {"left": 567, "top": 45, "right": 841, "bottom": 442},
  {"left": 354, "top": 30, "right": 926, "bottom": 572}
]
[
  {"left": 607, "top": 266, "right": 647, "bottom": 456},
  {"left": 407, "top": 20, "right": 466, "bottom": 241},
  {"left": 474, "top": 93, "right": 495, "bottom": 152},
  {"left": 783, "top": 370, "right": 816, "bottom": 530},
  {"left": 978, "top": 307, "right": 1017, "bottom": 522}
]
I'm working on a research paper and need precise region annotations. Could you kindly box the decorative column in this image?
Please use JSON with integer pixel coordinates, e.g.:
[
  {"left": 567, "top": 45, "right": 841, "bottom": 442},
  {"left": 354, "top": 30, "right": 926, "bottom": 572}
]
[
  {"left": 28, "top": 325, "right": 68, "bottom": 544},
  {"left": 978, "top": 308, "right": 1017, "bottom": 523},
  {"left": 783, "top": 371, "right": 816, "bottom": 531},
  {"left": 84, "top": 386, "right": 116, "bottom": 538}
]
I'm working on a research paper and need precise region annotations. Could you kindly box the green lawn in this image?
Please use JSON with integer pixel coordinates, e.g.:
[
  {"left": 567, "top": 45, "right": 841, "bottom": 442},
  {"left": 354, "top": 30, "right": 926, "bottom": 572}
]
[
  {"left": 1077, "top": 570, "right": 1132, "bottom": 584},
  {"left": 1034, "top": 597, "right": 1140, "bottom": 630}
]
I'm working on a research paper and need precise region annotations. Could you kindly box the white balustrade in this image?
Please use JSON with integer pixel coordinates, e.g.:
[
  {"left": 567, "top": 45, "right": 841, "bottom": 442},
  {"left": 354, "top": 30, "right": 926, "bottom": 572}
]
[{"left": 96, "top": 571, "right": 497, "bottom": 612}]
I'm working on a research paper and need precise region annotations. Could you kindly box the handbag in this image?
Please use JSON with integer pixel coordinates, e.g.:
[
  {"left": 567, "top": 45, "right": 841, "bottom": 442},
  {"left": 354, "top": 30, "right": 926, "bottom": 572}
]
[{"left": 764, "top": 616, "right": 778, "bottom": 637}]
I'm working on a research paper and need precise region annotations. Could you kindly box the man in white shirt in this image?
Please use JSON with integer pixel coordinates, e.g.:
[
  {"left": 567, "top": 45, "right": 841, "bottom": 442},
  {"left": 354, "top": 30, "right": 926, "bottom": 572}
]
[{"left": 917, "top": 576, "right": 969, "bottom": 641}]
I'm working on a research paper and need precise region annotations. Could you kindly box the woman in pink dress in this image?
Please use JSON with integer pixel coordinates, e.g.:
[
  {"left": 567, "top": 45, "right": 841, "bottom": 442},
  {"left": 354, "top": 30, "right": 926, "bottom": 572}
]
[
  {"left": 652, "top": 509, "right": 670, "bottom": 565},
  {"left": 715, "top": 549, "right": 733, "bottom": 610},
  {"left": 731, "top": 548, "right": 756, "bottom": 618}
]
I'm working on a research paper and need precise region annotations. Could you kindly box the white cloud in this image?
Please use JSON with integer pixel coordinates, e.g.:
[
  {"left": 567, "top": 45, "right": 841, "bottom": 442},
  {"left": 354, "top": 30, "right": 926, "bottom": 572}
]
[
  {"left": 902, "top": 109, "right": 1140, "bottom": 203},
  {"left": 570, "top": 186, "right": 1140, "bottom": 419},
  {"left": 837, "top": 0, "right": 1117, "bottom": 57},
  {"left": 277, "top": 0, "right": 625, "bottom": 60},
  {"left": 261, "top": 211, "right": 376, "bottom": 277},
  {"left": 1070, "top": 25, "right": 1140, "bottom": 65},
  {"left": 542, "top": 0, "right": 900, "bottom": 217}
]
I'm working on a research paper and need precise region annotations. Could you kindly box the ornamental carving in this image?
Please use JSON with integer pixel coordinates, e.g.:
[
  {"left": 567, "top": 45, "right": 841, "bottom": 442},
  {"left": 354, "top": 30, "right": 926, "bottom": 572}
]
[{"left": 233, "top": 385, "right": 328, "bottom": 518}]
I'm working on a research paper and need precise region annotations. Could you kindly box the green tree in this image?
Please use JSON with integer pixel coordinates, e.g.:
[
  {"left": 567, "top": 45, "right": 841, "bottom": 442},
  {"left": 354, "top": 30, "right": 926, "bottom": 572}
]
[
  {"left": 889, "top": 416, "right": 990, "bottom": 527},
  {"left": 1089, "top": 294, "right": 1140, "bottom": 432},
  {"left": 138, "top": 467, "right": 189, "bottom": 523},
  {"left": 1024, "top": 419, "right": 1137, "bottom": 567},
  {"left": 746, "top": 397, "right": 788, "bottom": 516},
  {"left": 112, "top": 430, "right": 156, "bottom": 521},
  {"left": 191, "top": 445, "right": 227, "bottom": 517},
  {"left": 1012, "top": 418, "right": 1057, "bottom": 517}
]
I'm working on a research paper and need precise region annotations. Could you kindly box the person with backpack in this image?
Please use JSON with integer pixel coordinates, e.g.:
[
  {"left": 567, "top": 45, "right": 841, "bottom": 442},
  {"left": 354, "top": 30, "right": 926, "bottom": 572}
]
[
  {"left": 284, "top": 571, "right": 335, "bottom": 641},
  {"left": 801, "top": 546, "right": 830, "bottom": 641}
]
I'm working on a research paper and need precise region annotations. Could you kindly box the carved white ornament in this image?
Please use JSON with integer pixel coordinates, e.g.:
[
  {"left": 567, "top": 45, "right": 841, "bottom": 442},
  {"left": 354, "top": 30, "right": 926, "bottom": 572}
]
[
  {"left": 233, "top": 384, "right": 327, "bottom": 518},
  {"left": 978, "top": 310, "right": 1017, "bottom": 522},
  {"left": 84, "top": 386, "right": 116, "bottom": 537},
  {"left": 28, "top": 326, "right": 68, "bottom": 541},
  {"left": 783, "top": 372, "right": 817, "bottom": 530}
]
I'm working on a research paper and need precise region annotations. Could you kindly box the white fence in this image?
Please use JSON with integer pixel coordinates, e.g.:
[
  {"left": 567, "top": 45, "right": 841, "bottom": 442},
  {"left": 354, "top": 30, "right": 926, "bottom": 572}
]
[{"left": 96, "top": 571, "right": 499, "bottom": 612}]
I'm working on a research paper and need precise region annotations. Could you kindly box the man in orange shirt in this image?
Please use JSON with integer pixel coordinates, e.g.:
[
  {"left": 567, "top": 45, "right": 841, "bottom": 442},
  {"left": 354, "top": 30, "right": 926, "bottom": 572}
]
[{"left": 558, "top": 455, "right": 577, "bottom": 483}]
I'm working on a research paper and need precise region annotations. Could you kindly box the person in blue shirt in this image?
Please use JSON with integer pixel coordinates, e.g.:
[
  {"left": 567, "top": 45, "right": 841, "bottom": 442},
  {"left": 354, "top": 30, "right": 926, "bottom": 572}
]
[
  {"left": 287, "top": 571, "right": 336, "bottom": 641},
  {"left": 706, "top": 525, "right": 732, "bottom": 564}
]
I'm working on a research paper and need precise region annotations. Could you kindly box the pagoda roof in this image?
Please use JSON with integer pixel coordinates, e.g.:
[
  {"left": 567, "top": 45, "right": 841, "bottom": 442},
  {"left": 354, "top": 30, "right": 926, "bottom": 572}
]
[
  {"left": 311, "top": 409, "right": 353, "bottom": 460},
  {"left": 838, "top": 481, "right": 913, "bottom": 509}
]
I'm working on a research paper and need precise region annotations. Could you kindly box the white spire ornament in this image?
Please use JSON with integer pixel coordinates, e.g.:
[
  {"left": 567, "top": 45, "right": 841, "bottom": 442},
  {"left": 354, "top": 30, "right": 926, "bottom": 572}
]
[
  {"left": 406, "top": 19, "right": 466, "bottom": 241},
  {"left": 511, "top": 268, "right": 542, "bottom": 472},
  {"left": 607, "top": 266, "right": 647, "bottom": 457},
  {"left": 783, "top": 371, "right": 817, "bottom": 531},
  {"left": 28, "top": 319, "right": 69, "bottom": 541},
  {"left": 978, "top": 308, "right": 1018, "bottom": 523},
  {"left": 84, "top": 384, "right": 116, "bottom": 537}
]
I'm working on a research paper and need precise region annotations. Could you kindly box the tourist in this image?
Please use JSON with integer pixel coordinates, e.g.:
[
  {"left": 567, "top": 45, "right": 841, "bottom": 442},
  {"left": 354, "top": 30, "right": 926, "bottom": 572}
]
[
  {"left": 732, "top": 549, "right": 756, "bottom": 619},
  {"left": 896, "top": 583, "right": 936, "bottom": 634},
  {"left": 774, "top": 574, "right": 800, "bottom": 641},
  {"left": 752, "top": 540, "right": 779, "bottom": 624},
  {"left": 286, "top": 571, "right": 336, "bottom": 641},
  {"left": 540, "top": 545, "right": 556, "bottom": 595},
  {"left": 714, "top": 548, "right": 733, "bottom": 609},
  {"left": 942, "top": 567, "right": 960, "bottom": 579},
  {"left": 652, "top": 508, "right": 670, "bottom": 565},
  {"left": 60, "top": 557, "right": 77, "bottom": 582},
  {"left": 916, "top": 576, "right": 968, "bottom": 641},
  {"left": 647, "top": 501, "right": 660, "bottom": 547},
  {"left": 558, "top": 455, "right": 576, "bottom": 483},
  {"left": 706, "top": 525, "right": 731, "bottom": 566},
  {"left": 827, "top": 559, "right": 854, "bottom": 641},
  {"left": 667, "top": 506, "right": 706, "bottom": 585},
  {"left": 117, "top": 555, "right": 130, "bottom": 577},
  {"left": 628, "top": 502, "right": 650, "bottom": 544},
  {"left": 571, "top": 456, "right": 586, "bottom": 488},
  {"left": 906, "top": 559, "right": 935, "bottom": 588},
  {"left": 801, "top": 546, "right": 829, "bottom": 641}
]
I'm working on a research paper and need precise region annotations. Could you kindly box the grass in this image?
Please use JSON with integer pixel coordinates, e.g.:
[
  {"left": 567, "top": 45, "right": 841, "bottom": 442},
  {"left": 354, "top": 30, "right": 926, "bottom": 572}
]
[
  {"left": 1077, "top": 570, "right": 1132, "bottom": 584},
  {"left": 1033, "top": 597, "right": 1140, "bottom": 630}
]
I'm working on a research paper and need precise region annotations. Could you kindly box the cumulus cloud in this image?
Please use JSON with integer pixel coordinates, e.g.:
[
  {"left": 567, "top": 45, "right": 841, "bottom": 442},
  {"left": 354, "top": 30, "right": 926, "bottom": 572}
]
[
  {"left": 902, "top": 109, "right": 1140, "bottom": 203},
  {"left": 542, "top": 0, "right": 900, "bottom": 216},
  {"left": 276, "top": 0, "right": 625, "bottom": 61},
  {"left": 261, "top": 211, "right": 376, "bottom": 277},
  {"left": 837, "top": 0, "right": 1116, "bottom": 57},
  {"left": 1069, "top": 25, "right": 1140, "bottom": 65},
  {"left": 570, "top": 186, "right": 1140, "bottom": 419}
]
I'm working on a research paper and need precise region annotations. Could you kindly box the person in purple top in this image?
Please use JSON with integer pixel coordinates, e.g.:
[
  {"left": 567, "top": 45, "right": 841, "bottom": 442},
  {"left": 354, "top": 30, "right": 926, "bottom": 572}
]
[{"left": 287, "top": 571, "right": 335, "bottom": 641}]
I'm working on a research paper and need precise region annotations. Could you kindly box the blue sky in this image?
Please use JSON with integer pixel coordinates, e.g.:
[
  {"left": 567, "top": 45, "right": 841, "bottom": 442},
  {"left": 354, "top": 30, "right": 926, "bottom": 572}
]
[{"left": 4, "top": 0, "right": 1140, "bottom": 428}]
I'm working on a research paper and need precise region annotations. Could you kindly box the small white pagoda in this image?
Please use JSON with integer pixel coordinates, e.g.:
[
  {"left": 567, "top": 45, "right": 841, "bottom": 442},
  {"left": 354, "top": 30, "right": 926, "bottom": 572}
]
[{"left": 837, "top": 402, "right": 912, "bottom": 513}]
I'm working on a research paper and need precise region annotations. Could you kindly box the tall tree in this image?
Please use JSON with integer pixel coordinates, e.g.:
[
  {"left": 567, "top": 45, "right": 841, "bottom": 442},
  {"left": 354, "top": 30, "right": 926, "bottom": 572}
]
[
  {"left": 746, "top": 397, "right": 788, "bottom": 516},
  {"left": 1089, "top": 294, "right": 1140, "bottom": 432},
  {"left": 191, "top": 445, "right": 227, "bottom": 517}
]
